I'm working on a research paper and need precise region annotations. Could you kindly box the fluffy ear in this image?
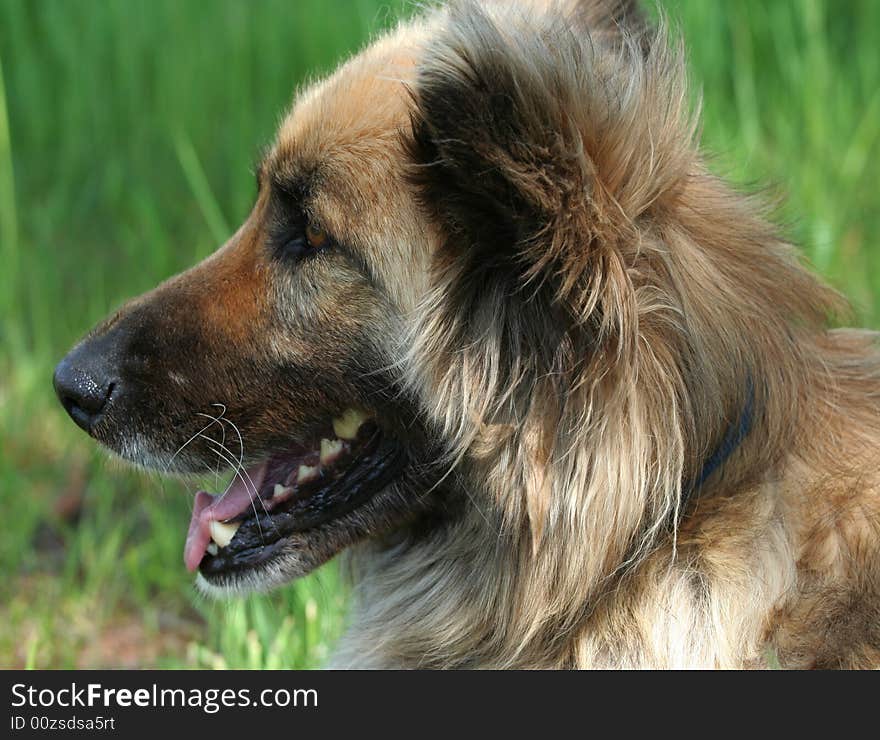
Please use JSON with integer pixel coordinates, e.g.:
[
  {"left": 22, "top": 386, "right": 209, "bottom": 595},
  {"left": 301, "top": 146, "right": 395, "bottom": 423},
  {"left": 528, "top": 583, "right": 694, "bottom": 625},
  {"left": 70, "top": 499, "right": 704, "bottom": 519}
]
[
  {"left": 407, "top": 0, "right": 694, "bottom": 385},
  {"left": 408, "top": 0, "right": 692, "bottom": 340}
]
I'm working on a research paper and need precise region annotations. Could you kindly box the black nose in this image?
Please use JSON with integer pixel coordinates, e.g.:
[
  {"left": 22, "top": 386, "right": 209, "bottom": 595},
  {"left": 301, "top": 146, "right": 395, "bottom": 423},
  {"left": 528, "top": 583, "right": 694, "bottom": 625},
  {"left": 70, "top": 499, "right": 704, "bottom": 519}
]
[{"left": 53, "top": 350, "right": 118, "bottom": 434}]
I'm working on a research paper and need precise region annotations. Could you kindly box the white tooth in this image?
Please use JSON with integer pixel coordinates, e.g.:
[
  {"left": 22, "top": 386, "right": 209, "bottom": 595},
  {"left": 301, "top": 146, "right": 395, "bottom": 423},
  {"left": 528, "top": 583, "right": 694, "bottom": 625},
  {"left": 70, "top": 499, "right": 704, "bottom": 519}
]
[
  {"left": 273, "top": 483, "right": 293, "bottom": 499},
  {"left": 320, "top": 438, "right": 344, "bottom": 464},
  {"left": 297, "top": 464, "right": 319, "bottom": 484},
  {"left": 209, "top": 520, "right": 240, "bottom": 548},
  {"left": 206, "top": 543, "right": 218, "bottom": 556},
  {"left": 332, "top": 408, "right": 369, "bottom": 440}
]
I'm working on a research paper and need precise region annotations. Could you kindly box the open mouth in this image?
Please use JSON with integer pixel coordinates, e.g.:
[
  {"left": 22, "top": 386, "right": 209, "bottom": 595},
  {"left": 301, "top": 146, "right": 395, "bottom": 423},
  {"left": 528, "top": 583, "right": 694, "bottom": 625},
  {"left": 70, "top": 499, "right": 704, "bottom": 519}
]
[{"left": 184, "top": 408, "right": 406, "bottom": 578}]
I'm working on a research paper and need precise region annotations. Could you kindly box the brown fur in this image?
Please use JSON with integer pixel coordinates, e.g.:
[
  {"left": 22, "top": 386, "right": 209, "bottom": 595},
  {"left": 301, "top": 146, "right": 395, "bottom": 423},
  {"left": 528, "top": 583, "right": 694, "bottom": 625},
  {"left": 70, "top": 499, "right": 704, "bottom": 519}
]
[{"left": 57, "top": 0, "right": 880, "bottom": 668}]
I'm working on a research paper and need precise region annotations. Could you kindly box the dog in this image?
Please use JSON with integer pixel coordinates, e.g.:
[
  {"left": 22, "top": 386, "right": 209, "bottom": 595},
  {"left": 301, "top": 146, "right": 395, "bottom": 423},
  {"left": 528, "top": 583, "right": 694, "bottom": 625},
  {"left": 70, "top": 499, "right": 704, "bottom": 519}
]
[{"left": 53, "top": 0, "right": 880, "bottom": 668}]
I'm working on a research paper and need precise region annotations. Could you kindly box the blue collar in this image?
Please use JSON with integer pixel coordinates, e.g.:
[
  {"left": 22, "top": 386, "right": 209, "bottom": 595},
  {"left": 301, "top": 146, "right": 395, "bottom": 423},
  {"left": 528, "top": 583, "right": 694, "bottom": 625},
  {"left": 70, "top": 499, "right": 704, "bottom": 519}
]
[{"left": 686, "top": 376, "right": 755, "bottom": 496}]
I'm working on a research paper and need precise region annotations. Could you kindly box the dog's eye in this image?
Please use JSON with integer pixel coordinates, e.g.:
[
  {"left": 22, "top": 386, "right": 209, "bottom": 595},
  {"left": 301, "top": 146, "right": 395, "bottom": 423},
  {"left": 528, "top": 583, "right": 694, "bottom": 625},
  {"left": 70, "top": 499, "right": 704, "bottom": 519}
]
[
  {"left": 305, "top": 222, "right": 329, "bottom": 250},
  {"left": 279, "top": 221, "right": 330, "bottom": 261}
]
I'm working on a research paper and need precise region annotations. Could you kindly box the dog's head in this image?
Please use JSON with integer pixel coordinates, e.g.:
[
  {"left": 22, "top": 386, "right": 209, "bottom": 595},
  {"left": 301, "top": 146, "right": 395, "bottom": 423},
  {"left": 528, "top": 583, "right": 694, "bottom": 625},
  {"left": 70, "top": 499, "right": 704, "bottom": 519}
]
[
  {"left": 53, "top": 13, "right": 441, "bottom": 592},
  {"left": 53, "top": 0, "right": 835, "bottom": 600}
]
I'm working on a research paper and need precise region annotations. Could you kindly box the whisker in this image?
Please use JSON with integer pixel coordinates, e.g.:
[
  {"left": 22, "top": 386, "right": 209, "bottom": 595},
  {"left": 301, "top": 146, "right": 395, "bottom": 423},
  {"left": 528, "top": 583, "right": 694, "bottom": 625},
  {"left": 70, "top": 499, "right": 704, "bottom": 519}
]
[
  {"left": 164, "top": 407, "right": 227, "bottom": 474},
  {"left": 214, "top": 415, "right": 269, "bottom": 516},
  {"left": 198, "top": 433, "right": 258, "bottom": 500},
  {"left": 214, "top": 415, "right": 226, "bottom": 490},
  {"left": 198, "top": 410, "right": 278, "bottom": 539},
  {"left": 199, "top": 434, "right": 268, "bottom": 541}
]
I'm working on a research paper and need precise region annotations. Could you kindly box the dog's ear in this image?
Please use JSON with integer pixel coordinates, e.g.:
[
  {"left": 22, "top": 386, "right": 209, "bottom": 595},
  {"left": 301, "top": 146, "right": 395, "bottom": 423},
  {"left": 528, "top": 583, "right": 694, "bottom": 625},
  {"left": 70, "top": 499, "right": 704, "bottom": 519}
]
[{"left": 408, "top": 0, "right": 691, "bottom": 354}]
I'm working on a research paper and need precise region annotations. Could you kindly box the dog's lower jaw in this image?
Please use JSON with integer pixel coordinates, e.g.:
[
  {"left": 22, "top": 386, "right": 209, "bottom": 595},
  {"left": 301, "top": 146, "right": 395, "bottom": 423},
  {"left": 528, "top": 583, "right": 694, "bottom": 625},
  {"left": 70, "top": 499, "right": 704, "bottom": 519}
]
[
  {"left": 194, "top": 472, "right": 433, "bottom": 596},
  {"left": 197, "top": 549, "right": 345, "bottom": 598}
]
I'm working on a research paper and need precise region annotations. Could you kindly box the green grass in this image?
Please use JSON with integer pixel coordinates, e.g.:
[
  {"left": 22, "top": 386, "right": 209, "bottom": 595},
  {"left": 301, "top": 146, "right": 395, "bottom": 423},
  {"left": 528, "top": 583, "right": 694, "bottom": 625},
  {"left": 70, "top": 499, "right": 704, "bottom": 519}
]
[{"left": 1, "top": 0, "right": 878, "bottom": 668}]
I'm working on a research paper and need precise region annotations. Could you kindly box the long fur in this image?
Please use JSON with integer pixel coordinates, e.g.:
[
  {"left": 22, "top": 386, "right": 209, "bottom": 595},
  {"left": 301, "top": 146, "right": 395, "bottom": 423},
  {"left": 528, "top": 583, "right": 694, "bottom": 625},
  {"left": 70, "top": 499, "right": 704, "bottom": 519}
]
[
  {"left": 329, "top": 0, "right": 880, "bottom": 668},
  {"left": 58, "top": 0, "right": 880, "bottom": 668}
]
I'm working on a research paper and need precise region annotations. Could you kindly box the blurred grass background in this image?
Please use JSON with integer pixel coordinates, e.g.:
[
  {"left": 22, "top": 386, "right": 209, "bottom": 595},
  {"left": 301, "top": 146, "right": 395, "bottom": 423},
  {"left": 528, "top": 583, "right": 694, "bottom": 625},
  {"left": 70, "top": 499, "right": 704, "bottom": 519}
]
[{"left": 0, "top": 0, "right": 877, "bottom": 668}]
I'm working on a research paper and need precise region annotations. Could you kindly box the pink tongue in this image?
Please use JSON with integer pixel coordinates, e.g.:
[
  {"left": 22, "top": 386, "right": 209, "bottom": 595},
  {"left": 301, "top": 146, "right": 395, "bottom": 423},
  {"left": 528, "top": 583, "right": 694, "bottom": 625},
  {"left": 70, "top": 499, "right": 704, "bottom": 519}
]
[{"left": 183, "top": 462, "right": 268, "bottom": 572}]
